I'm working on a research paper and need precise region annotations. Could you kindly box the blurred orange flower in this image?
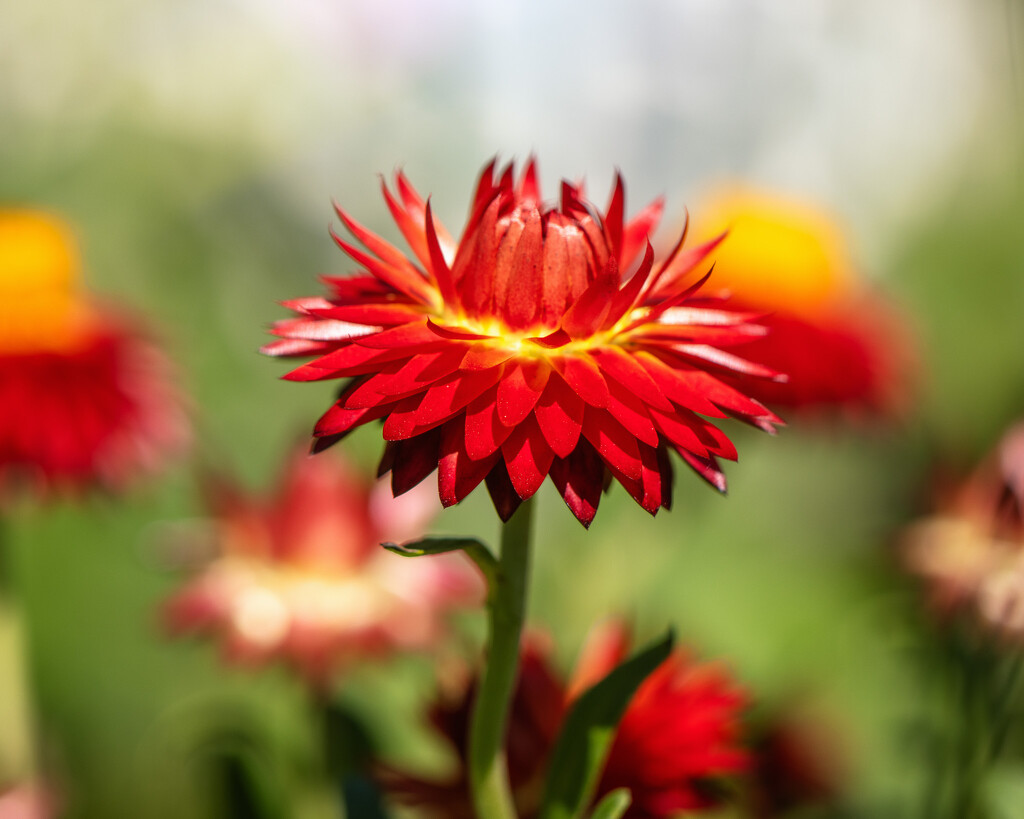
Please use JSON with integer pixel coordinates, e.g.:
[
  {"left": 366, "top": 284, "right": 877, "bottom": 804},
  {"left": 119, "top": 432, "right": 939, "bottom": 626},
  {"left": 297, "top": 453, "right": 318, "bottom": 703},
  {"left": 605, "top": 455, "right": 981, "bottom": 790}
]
[
  {"left": 381, "top": 621, "right": 749, "bottom": 818},
  {"left": 0, "top": 211, "right": 188, "bottom": 494},
  {"left": 694, "top": 188, "right": 914, "bottom": 417},
  {"left": 164, "top": 446, "right": 484, "bottom": 684}
]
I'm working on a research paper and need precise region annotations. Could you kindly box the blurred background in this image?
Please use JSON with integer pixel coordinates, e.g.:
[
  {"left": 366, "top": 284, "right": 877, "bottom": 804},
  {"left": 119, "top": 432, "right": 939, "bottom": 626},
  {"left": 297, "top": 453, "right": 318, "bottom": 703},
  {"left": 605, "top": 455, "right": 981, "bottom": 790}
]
[{"left": 2, "top": 0, "right": 1024, "bottom": 816}]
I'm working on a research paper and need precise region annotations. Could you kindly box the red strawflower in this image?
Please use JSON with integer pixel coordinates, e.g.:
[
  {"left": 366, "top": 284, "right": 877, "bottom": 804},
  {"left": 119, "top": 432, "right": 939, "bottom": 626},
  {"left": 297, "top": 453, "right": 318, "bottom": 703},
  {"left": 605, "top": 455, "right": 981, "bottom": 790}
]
[
  {"left": 379, "top": 622, "right": 749, "bottom": 818},
  {"left": 0, "top": 211, "right": 188, "bottom": 494},
  {"left": 164, "top": 446, "right": 483, "bottom": 685},
  {"left": 264, "top": 159, "right": 783, "bottom": 526}
]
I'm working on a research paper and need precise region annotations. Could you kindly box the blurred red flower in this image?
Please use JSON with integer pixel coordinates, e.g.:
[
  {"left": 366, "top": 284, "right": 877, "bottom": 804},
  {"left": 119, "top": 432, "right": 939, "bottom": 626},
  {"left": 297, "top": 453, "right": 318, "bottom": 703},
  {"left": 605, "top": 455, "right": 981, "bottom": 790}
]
[
  {"left": 380, "top": 622, "right": 749, "bottom": 818},
  {"left": 164, "top": 446, "right": 483, "bottom": 684},
  {"left": 265, "top": 159, "right": 782, "bottom": 526},
  {"left": 693, "top": 188, "right": 914, "bottom": 417},
  {"left": 0, "top": 211, "right": 188, "bottom": 494}
]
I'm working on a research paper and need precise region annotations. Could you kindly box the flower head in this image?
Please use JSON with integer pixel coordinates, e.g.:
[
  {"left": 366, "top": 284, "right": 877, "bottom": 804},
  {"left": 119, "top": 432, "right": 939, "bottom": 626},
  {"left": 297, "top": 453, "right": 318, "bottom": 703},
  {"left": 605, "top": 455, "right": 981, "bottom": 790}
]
[
  {"left": 164, "top": 446, "right": 483, "bottom": 684},
  {"left": 693, "top": 188, "right": 914, "bottom": 417},
  {"left": 379, "top": 622, "right": 749, "bottom": 818},
  {"left": 0, "top": 210, "right": 188, "bottom": 494},
  {"left": 901, "top": 422, "right": 1024, "bottom": 637},
  {"left": 265, "top": 160, "right": 782, "bottom": 526}
]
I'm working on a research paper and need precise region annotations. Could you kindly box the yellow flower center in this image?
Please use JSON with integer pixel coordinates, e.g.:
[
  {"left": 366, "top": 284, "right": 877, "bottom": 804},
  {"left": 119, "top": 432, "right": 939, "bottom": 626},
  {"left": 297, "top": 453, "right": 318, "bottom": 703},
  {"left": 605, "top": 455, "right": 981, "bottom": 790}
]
[
  {"left": 695, "top": 189, "right": 854, "bottom": 317},
  {"left": 0, "top": 211, "right": 94, "bottom": 354}
]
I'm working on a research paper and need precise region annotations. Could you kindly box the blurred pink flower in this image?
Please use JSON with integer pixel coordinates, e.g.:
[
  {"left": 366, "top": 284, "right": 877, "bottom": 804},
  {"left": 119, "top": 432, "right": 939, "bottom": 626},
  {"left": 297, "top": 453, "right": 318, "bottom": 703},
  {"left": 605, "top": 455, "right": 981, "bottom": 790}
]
[
  {"left": 901, "top": 422, "right": 1024, "bottom": 637},
  {"left": 0, "top": 782, "right": 54, "bottom": 819},
  {"left": 164, "top": 446, "right": 483, "bottom": 684},
  {"left": 0, "top": 210, "right": 189, "bottom": 495}
]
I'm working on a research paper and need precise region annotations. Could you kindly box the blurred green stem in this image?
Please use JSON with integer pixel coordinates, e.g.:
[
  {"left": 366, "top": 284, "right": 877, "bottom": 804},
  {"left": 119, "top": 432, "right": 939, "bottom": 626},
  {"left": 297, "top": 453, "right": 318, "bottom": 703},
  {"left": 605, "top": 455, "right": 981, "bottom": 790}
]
[
  {"left": 0, "top": 515, "right": 37, "bottom": 788},
  {"left": 468, "top": 498, "right": 535, "bottom": 819}
]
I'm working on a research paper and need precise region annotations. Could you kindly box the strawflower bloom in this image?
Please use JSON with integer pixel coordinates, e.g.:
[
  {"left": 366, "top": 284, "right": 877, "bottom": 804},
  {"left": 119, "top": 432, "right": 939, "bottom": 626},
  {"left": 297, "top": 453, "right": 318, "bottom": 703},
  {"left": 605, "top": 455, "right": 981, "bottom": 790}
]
[
  {"left": 901, "top": 422, "right": 1024, "bottom": 637},
  {"left": 0, "top": 210, "right": 188, "bottom": 494},
  {"left": 265, "top": 159, "right": 783, "bottom": 526},
  {"left": 692, "top": 187, "right": 913, "bottom": 417},
  {"left": 380, "top": 621, "right": 749, "bottom": 818},
  {"left": 164, "top": 446, "right": 483, "bottom": 684}
]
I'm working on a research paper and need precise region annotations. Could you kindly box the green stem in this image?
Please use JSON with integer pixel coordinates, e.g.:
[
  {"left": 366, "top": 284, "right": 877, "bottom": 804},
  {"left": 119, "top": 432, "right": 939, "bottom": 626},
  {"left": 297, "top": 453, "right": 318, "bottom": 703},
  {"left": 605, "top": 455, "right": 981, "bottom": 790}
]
[{"left": 468, "top": 498, "right": 535, "bottom": 819}]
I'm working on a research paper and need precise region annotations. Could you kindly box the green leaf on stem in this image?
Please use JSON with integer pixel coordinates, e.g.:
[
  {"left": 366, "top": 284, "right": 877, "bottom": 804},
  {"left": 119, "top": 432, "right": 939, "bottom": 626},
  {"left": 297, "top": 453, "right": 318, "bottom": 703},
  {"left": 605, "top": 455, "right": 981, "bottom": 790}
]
[
  {"left": 588, "top": 788, "right": 632, "bottom": 819},
  {"left": 381, "top": 537, "right": 497, "bottom": 589},
  {"left": 538, "top": 629, "right": 674, "bottom": 819}
]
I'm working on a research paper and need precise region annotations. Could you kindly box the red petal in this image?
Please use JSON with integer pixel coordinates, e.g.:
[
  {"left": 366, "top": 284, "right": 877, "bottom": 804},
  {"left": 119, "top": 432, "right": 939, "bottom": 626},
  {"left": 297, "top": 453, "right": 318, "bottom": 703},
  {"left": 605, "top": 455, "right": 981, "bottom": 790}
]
[
  {"left": 635, "top": 352, "right": 725, "bottom": 417},
  {"left": 460, "top": 345, "right": 518, "bottom": 370},
  {"left": 552, "top": 354, "right": 610, "bottom": 408},
  {"left": 589, "top": 345, "right": 673, "bottom": 412},
  {"left": 268, "top": 317, "right": 380, "bottom": 342},
  {"left": 464, "top": 387, "right": 515, "bottom": 460},
  {"left": 413, "top": 365, "right": 506, "bottom": 427},
  {"left": 307, "top": 303, "right": 427, "bottom": 327},
  {"left": 561, "top": 276, "right": 617, "bottom": 340},
  {"left": 503, "top": 207, "right": 544, "bottom": 331},
  {"left": 496, "top": 360, "right": 550, "bottom": 427},
  {"left": 438, "top": 417, "right": 499, "bottom": 507},
  {"left": 603, "top": 172, "right": 625, "bottom": 263},
  {"left": 647, "top": 406, "right": 711, "bottom": 459},
  {"left": 451, "top": 196, "right": 503, "bottom": 318},
  {"left": 534, "top": 375, "right": 584, "bottom": 458},
  {"left": 376, "top": 349, "right": 466, "bottom": 396},
  {"left": 424, "top": 199, "right": 459, "bottom": 309},
  {"left": 501, "top": 416, "right": 555, "bottom": 500},
  {"left": 581, "top": 408, "right": 642, "bottom": 481},
  {"left": 358, "top": 320, "right": 445, "bottom": 350},
  {"left": 263, "top": 339, "right": 334, "bottom": 359},
  {"left": 605, "top": 384, "right": 660, "bottom": 448},
  {"left": 329, "top": 224, "right": 436, "bottom": 306},
  {"left": 313, "top": 402, "right": 388, "bottom": 438},
  {"left": 620, "top": 196, "right": 664, "bottom": 272}
]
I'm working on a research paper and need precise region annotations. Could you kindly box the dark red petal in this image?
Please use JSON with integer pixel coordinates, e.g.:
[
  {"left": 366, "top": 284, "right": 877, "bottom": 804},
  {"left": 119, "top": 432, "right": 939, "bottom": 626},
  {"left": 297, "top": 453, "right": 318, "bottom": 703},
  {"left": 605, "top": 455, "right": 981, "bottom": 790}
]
[
  {"left": 581, "top": 407, "right": 643, "bottom": 481},
  {"left": 534, "top": 375, "right": 584, "bottom": 458},
  {"left": 485, "top": 460, "right": 523, "bottom": 522},
  {"left": 438, "top": 418, "right": 500, "bottom": 507},
  {"left": 675, "top": 448, "right": 728, "bottom": 494},
  {"left": 553, "top": 354, "right": 610, "bottom": 408},
  {"left": 658, "top": 445, "right": 675, "bottom": 511},
  {"left": 549, "top": 439, "right": 604, "bottom": 527},
  {"left": 464, "top": 386, "right": 515, "bottom": 460},
  {"left": 589, "top": 346, "right": 673, "bottom": 412},
  {"left": 496, "top": 360, "right": 551, "bottom": 427},
  {"left": 389, "top": 429, "right": 441, "bottom": 496},
  {"left": 501, "top": 416, "right": 555, "bottom": 500}
]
